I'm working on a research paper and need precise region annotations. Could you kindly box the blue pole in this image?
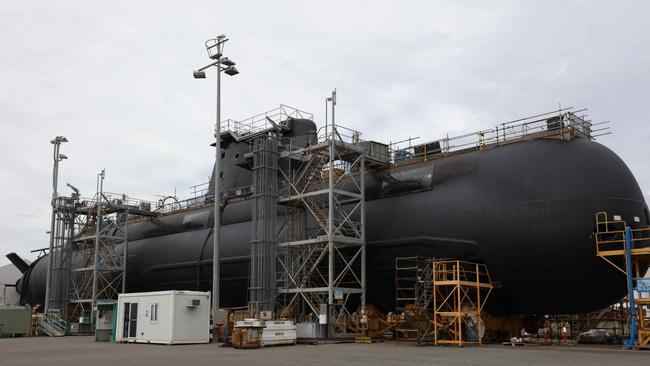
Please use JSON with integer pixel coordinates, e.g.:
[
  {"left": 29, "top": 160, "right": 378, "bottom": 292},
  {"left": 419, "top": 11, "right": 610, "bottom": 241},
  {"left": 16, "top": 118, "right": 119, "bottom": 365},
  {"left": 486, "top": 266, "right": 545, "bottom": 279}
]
[{"left": 624, "top": 226, "right": 637, "bottom": 349}]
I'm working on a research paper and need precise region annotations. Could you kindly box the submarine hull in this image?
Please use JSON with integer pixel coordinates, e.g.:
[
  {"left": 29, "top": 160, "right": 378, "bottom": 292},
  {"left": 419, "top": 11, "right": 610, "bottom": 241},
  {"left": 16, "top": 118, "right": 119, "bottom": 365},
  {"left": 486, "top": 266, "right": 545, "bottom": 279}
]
[{"left": 17, "top": 137, "right": 649, "bottom": 315}]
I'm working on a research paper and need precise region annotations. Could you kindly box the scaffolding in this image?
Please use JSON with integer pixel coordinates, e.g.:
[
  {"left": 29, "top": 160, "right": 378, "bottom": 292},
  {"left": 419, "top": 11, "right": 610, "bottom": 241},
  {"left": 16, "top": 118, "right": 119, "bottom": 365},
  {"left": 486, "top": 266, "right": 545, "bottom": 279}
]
[
  {"left": 224, "top": 98, "right": 388, "bottom": 336},
  {"left": 44, "top": 194, "right": 78, "bottom": 332},
  {"left": 275, "top": 127, "right": 369, "bottom": 336},
  {"left": 594, "top": 212, "right": 650, "bottom": 348},
  {"left": 395, "top": 257, "right": 434, "bottom": 313},
  {"left": 394, "top": 257, "right": 434, "bottom": 341},
  {"left": 68, "top": 171, "right": 157, "bottom": 329},
  {"left": 393, "top": 257, "right": 493, "bottom": 345},
  {"left": 432, "top": 260, "right": 493, "bottom": 346}
]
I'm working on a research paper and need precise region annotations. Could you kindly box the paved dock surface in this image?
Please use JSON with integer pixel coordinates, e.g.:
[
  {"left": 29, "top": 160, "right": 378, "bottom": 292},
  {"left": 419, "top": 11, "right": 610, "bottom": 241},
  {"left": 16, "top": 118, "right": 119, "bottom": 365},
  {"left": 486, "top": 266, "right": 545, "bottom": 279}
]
[{"left": 1, "top": 336, "right": 647, "bottom": 366}]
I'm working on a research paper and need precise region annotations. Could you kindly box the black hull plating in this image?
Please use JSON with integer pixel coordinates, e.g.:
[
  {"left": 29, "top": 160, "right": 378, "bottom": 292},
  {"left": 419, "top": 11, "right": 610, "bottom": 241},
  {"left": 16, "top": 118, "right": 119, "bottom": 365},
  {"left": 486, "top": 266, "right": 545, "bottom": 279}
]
[{"left": 17, "top": 138, "right": 648, "bottom": 315}]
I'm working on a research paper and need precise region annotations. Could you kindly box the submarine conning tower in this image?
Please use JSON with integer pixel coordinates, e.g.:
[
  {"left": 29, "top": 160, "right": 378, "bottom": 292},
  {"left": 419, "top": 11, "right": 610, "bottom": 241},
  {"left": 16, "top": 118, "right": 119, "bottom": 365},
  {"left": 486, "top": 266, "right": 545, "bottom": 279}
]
[{"left": 208, "top": 106, "right": 318, "bottom": 197}]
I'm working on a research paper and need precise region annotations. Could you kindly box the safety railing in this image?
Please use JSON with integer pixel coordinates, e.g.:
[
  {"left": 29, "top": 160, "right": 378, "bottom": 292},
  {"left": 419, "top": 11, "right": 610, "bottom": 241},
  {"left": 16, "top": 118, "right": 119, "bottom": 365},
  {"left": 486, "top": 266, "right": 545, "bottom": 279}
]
[
  {"left": 317, "top": 124, "right": 363, "bottom": 145},
  {"left": 190, "top": 182, "right": 210, "bottom": 199},
  {"left": 594, "top": 212, "right": 628, "bottom": 257},
  {"left": 594, "top": 212, "right": 650, "bottom": 259},
  {"left": 432, "top": 260, "right": 493, "bottom": 287},
  {"left": 154, "top": 184, "right": 252, "bottom": 213},
  {"left": 276, "top": 109, "right": 599, "bottom": 167},
  {"left": 279, "top": 123, "right": 388, "bottom": 165},
  {"left": 46, "top": 310, "right": 67, "bottom": 333},
  {"left": 78, "top": 192, "right": 157, "bottom": 213},
  {"left": 388, "top": 109, "right": 599, "bottom": 164},
  {"left": 70, "top": 180, "right": 253, "bottom": 223},
  {"left": 77, "top": 182, "right": 246, "bottom": 216},
  {"left": 220, "top": 104, "right": 313, "bottom": 137}
]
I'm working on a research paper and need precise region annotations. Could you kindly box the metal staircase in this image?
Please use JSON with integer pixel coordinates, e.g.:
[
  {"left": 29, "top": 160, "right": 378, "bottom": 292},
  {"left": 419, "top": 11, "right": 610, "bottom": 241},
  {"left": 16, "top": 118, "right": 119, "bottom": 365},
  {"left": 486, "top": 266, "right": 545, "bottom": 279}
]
[
  {"left": 273, "top": 94, "right": 379, "bottom": 337},
  {"left": 38, "top": 312, "right": 66, "bottom": 337}
]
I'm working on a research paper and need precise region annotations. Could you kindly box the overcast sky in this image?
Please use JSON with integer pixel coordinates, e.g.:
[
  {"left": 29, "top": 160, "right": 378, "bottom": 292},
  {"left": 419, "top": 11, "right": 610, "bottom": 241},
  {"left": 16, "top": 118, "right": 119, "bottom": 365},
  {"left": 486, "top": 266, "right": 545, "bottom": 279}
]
[{"left": 1, "top": 1, "right": 649, "bottom": 266}]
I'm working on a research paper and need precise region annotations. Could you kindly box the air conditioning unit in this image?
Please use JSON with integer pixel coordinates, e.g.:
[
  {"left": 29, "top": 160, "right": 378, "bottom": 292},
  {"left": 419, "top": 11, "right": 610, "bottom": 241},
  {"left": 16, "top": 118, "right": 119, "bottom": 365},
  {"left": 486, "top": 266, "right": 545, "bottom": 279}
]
[{"left": 186, "top": 298, "right": 201, "bottom": 307}]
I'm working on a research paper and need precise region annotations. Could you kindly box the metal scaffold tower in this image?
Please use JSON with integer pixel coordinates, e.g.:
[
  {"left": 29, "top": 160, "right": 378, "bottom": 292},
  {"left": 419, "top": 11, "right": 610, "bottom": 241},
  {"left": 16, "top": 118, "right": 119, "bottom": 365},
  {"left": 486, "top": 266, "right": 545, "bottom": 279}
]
[
  {"left": 44, "top": 193, "right": 78, "bottom": 333},
  {"left": 69, "top": 170, "right": 157, "bottom": 328},
  {"left": 277, "top": 136, "right": 366, "bottom": 335},
  {"left": 395, "top": 257, "right": 434, "bottom": 313},
  {"left": 594, "top": 212, "right": 650, "bottom": 349},
  {"left": 276, "top": 133, "right": 367, "bottom": 334},
  {"left": 431, "top": 260, "right": 493, "bottom": 346},
  {"left": 232, "top": 100, "right": 388, "bottom": 336},
  {"left": 273, "top": 91, "right": 380, "bottom": 336},
  {"left": 394, "top": 257, "right": 435, "bottom": 341},
  {"left": 393, "top": 257, "right": 492, "bottom": 345}
]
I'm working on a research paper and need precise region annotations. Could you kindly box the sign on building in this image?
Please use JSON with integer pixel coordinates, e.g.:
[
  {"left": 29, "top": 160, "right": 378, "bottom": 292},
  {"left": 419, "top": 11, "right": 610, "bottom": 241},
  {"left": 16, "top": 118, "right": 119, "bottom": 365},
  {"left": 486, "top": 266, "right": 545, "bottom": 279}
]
[{"left": 637, "top": 278, "right": 650, "bottom": 293}]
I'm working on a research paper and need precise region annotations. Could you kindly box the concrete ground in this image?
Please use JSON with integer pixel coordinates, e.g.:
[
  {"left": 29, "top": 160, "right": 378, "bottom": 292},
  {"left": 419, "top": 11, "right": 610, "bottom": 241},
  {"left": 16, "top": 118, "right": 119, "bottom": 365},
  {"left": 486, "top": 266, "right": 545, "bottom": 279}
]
[{"left": 0, "top": 336, "right": 648, "bottom": 366}]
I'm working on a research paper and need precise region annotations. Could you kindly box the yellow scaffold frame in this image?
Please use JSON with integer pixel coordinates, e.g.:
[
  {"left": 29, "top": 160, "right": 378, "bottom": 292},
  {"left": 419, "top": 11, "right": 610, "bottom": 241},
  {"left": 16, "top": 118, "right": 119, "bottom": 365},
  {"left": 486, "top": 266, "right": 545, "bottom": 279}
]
[{"left": 432, "top": 260, "right": 493, "bottom": 346}]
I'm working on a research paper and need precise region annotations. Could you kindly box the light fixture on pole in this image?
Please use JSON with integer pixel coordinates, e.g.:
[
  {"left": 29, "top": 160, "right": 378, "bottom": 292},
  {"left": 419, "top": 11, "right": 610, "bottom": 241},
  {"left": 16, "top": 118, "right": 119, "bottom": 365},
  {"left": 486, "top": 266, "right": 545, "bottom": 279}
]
[
  {"left": 224, "top": 66, "right": 239, "bottom": 76},
  {"left": 192, "top": 34, "right": 239, "bottom": 340},
  {"left": 44, "top": 135, "right": 68, "bottom": 314},
  {"left": 219, "top": 57, "right": 235, "bottom": 66}
]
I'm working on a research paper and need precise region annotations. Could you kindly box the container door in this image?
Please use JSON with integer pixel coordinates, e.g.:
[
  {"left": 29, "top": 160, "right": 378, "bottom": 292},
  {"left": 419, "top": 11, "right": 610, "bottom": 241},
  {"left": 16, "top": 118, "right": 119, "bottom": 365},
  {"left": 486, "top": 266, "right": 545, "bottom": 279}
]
[
  {"left": 122, "top": 302, "right": 138, "bottom": 338},
  {"left": 128, "top": 303, "right": 138, "bottom": 338}
]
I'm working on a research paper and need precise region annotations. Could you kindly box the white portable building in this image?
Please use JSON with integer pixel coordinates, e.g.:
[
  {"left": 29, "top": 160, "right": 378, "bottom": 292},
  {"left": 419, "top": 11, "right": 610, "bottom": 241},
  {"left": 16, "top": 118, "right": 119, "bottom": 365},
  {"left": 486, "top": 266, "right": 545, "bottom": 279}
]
[{"left": 115, "top": 290, "right": 210, "bottom": 345}]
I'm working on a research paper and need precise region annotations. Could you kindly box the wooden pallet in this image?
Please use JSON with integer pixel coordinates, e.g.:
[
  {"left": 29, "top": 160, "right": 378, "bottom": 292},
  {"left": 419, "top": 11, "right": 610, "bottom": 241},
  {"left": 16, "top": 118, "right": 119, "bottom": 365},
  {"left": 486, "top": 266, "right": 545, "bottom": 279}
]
[{"left": 355, "top": 336, "right": 383, "bottom": 344}]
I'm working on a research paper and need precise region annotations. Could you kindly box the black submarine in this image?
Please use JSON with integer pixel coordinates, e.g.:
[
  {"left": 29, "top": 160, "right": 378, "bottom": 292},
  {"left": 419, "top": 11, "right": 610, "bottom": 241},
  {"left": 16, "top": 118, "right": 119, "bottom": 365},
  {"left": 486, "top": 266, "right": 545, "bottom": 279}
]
[{"left": 9, "top": 108, "right": 649, "bottom": 316}]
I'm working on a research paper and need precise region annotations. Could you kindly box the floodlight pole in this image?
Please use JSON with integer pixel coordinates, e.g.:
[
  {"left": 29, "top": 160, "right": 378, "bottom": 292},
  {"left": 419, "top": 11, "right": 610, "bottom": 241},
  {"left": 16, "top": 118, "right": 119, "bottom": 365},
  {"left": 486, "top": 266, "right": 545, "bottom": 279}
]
[
  {"left": 213, "top": 40, "right": 222, "bottom": 329},
  {"left": 193, "top": 35, "right": 239, "bottom": 340}
]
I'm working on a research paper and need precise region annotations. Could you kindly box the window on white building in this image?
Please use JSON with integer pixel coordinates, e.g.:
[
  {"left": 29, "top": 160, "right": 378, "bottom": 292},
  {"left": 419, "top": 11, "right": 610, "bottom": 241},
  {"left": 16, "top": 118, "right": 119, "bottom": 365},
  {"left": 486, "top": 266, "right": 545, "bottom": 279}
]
[{"left": 150, "top": 303, "right": 159, "bottom": 322}]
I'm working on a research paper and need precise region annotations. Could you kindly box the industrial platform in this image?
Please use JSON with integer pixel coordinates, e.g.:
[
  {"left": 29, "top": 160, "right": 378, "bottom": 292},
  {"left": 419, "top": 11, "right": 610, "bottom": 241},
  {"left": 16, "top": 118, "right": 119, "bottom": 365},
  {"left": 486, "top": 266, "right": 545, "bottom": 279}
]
[{"left": 0, "top": 336, "right": 648, "bottom": 366}]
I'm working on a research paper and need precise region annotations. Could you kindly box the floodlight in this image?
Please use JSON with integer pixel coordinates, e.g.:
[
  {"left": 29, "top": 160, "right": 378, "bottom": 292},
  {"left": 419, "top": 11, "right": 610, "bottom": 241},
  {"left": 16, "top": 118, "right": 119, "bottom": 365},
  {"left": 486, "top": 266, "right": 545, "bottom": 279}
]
[
  {"left": 224, "top": 66, "right": 239, "bottom": 76},
  {"left": 50, "top": 136, "right": 68, "bottom": 144},
  {"left": 220, "top": 57, "right": 236, "bottom": 66}
]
